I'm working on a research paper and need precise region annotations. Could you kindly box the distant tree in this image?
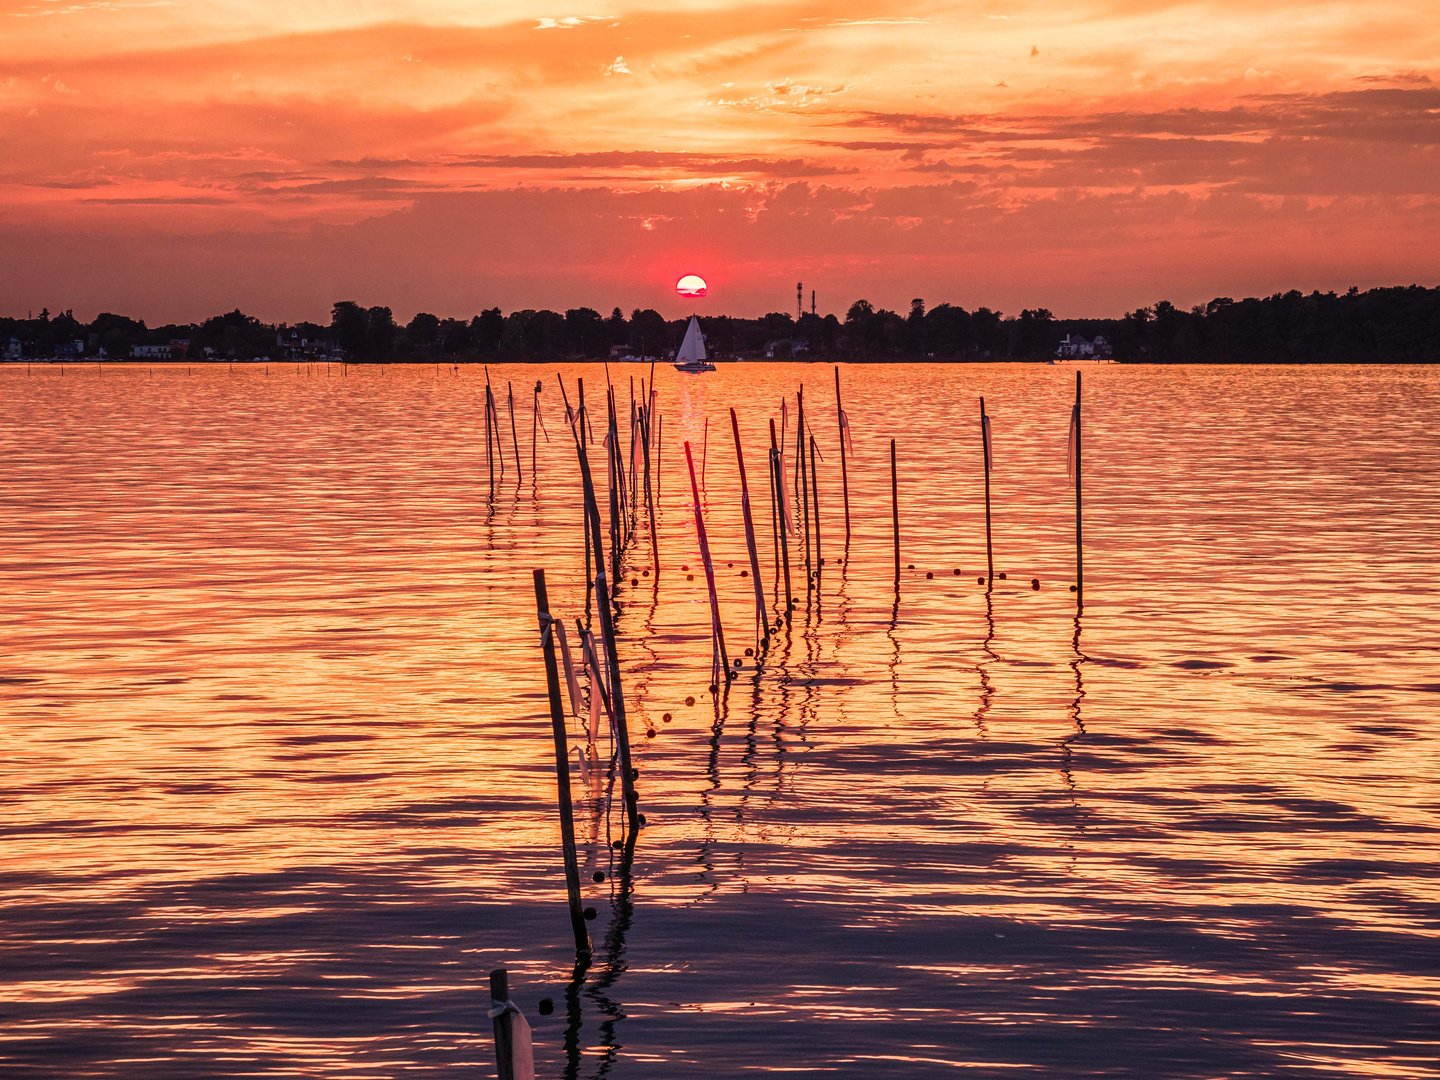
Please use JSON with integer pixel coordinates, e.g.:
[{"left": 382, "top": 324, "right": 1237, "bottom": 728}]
[
  {"left": 331, "top": 301, "right": 368, "bottom": 357},
  {"left": 437, "top": 317, "right": 471, "bottom": 354},
  {"left": 607, "top": 306, "right": 629, "bottom": 347},
  {"left": 471, "top": 308, "right": 504, "bottom": 353},
  {"left": 365, "top": 306, "right": 396, "bottom": 357},
  {"left": 628, "top": 308, "right": 669, "bottom": 355},
  {"left": 565, "top": 307, "right": 604, "bottom": 357},
  {"left": 406, "top": 312, "right": 440, "bottom": 353}
]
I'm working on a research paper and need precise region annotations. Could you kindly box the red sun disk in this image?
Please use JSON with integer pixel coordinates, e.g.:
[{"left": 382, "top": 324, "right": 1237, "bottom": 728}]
[{"left": 676, "top": 274, "right": 707, "bottom": 297}]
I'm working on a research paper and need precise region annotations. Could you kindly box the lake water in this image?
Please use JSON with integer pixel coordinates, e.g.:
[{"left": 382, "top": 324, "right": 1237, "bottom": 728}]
[{"left": 2, "top": 361, "right": 1438, "bottom": 1079}]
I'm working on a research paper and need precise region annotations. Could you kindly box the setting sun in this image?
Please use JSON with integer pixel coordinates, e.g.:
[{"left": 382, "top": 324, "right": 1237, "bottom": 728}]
[{"left": 676, "top": 275, "right": 708, "bottom": 298}]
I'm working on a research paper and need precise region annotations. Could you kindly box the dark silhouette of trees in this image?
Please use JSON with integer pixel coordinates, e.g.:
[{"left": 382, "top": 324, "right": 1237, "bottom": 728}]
[{"left": 5, "top": 284, "right": 1438, "bottom": 362}]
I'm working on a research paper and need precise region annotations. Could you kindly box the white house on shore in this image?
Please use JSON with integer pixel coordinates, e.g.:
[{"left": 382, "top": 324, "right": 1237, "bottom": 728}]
[{"left": 1056, "top": 334, "right": 1113, "bottom": 359}]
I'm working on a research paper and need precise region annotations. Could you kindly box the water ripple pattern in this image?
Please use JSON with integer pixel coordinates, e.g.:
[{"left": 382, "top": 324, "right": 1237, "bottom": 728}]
[{"left": 2, "top": 361, "right": 1437, "bottom": 1078}]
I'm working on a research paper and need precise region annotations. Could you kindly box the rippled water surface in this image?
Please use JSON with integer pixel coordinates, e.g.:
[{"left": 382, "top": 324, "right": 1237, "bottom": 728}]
[{"left": 3, "top": 361, "right": 1438, "bottom": 1079}]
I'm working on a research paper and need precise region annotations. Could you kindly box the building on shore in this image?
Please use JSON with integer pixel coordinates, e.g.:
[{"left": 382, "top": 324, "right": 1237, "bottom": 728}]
[{"left": 1056, "top": 334, "right": 1113, "bottom": 359}]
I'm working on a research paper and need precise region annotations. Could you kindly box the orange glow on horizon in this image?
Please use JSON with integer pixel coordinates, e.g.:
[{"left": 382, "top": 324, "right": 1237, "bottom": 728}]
[{"left": 0, "top": 1, "right": 1437, "bottom": 321}]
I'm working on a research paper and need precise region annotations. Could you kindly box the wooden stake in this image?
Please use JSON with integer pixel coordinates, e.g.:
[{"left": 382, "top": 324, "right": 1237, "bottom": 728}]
[
  {"left": 797, "top": 387, "right": 810, "bottom": 586},
  {"left": 771, "top": 419, "right": 794, "bottom": 622},
  {"left": 576, "top": 437, "right": 638, "bottom": 828},
  {"left": 533, "top": 570, "right": 591, "bottom": 961},
  {"left": 891, "top": 438, "right": 900, "bottom": 589},
  {"left": 834, "top": 365, "right": 850, "bottom": 541},
  {"left": 1073, "top": 372, "right": 1083, "bottom": 600},
  {"left": 809, "top": 433, "right": 821, "bottom": 580},
  {"left": 981, "top": 396, "right": 994, "bottom": 585},
  {"left": 508, "top": 381, "right": 522, "bottom": 481},
  {"left": 685, "top": 441, "right": 731, "bottom": 684},
  {"left": 489, "top": 969, "right": 536, "bottom": 1080},
  {"left": 730, "top": 408, "right": 768, "bottom": 648},
  {"left": 485, "top": 378, "right": 495, "bottom": 494}
]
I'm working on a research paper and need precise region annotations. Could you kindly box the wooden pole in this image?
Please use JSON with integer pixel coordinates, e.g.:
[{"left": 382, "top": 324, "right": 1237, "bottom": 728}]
[
  {"left": 891, "top": 438, "right": 900, "bottom": 589},
  {"left": 1074, "top": 371, "right": 1083, "bottom": 600},
  {"left": 485, "top": 379, "right": 495, "bottom": 495},
  {"left": 685, "top": 441, "right": 732, "bottom": 684},
  {"left": 701, "top": 417, "right": 709, "bottom": 492},
  {"left": 771, "top": 419, "right": 794, "bottom": 623},
  {"left": 576, "top": 437, "right": 638, "bottom": 828},
  {"left": 797, "top": 387, "right": 810, "bottom": 586},
  {"left": 508, "top": 381, "right": 522, "bottom": 481},
  {"left": 981, "top": 396, "right": 994, "bottom": 585},
  {"left": 533, "top": 570, "right": 591, "bottom": 961},
  {"left": 607, "top": 393, "right": 621, "bottom": 583},
  {"left": 834, "top": 365, "right": 850, "bottom": 541},
  {"left": 809, "top": 433, "right": 821, "bottom": 579},
  {"left": 593, "top": 570, "right": 639, "bottom": 828},
  {"left": 531, "top": 382, "right": 538, "bottom": 476},
  {"left": 730, "top": 408, "right": 768, "bottom": 648},
  {"left": 489, "top": 969, "right": 536, "bottom": 1080}
]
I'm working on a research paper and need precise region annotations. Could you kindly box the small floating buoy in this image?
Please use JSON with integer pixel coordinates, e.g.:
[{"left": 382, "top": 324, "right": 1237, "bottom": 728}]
[
  {"left": 707, "top": 683, "right": 717, "bottom": 693},
  {"left": 645, "top": 729, "right": 655, "bottom": 739},
  {"left": 538, "top": 998, "right": 555, "bottom": 1015},
  {"left": 629, "top": 767, "right": 638, "bottom": 780},
  {"left": 953, "top": 569, "right": 961, "bottom": 576},
  {"left": 998, "top": 572, "right": 1007, "bottom": 580},
  {"left": 637, "top": 813, "right": 647, "bottom": 825},
  {"left": 681, "top": 564, "right": 689, "bottom": 571},
  {"left": 926, "top": 571, "right": 933, "bottom": 579},
  {"left": 727, "top": 562, "right": 733, "bottom": 567},
  {"left": 744, "top": 648, "right": 753, "bottom": 657},
  {"left": 611, "top": 840, "right": 623, "bottom": 849},
  {"left": 662, "top": 712, "right": 672, "bottom": 722},
  {"left": 687, "top": 574, "right": 694, "bottom": 581},
  {"left": 631, "top": 578, "right": 638, "bottom": 586},
  {"left": 1069, "top": 584, "right": 1078, "bottom": 592},
  {"left": 685, "top": 696, "right": 695, "bottom": 706},
  {"left": 907, "top": 563, "right": 915, "bottom": 570},
  {"left": 1031, "top": 579, "right": 1039, "bottom": 590},
  {"left": 585, "top": 905, "right": 600, "bottom": 918},
  {"left": 977, "top": 577, "right": 985, "bottom": 584},
  {"left": 593, "top": 871, "right": 606, "bottom": 883},
  {"left": 740, "top": 570, "right": 749, "bottom": 577},
  {"left": 642, "top": 569, "right": 650, "bottom": 577},
  {"left": 733, "top": 659, "right": 742, "bottom": 668}
]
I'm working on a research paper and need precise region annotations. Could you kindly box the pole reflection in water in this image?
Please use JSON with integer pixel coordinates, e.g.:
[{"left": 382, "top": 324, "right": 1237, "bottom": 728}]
[{"left": 1, "top": 362, "right": 1438, "bottom": 1079}]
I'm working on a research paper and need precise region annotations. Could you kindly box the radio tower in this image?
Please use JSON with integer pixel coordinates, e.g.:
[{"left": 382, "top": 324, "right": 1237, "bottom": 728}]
[
  {"left": 811, "top": 290, "right": 816, "bottom": 316},
  {"left": 797, "top": 282, "right": 803, "bottom": 320}
]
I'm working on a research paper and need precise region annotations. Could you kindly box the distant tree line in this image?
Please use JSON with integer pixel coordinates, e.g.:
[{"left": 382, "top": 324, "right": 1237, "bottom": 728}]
[{"left": 4, "top": 285, "right": 1437, "bottom": 363}]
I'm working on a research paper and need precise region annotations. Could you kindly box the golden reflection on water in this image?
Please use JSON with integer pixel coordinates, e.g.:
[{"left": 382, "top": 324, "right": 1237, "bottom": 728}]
[{"left": 2, "top": 361, "right": 1439, "bottom": 1078}]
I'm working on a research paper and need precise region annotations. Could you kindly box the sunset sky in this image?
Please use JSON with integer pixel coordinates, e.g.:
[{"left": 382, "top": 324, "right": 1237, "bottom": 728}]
[{"left": 2, "top": 0, "right": 1438, "bottom": 323}]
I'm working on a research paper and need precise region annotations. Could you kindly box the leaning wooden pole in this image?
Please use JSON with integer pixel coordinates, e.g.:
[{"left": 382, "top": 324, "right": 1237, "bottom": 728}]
[
  {"left": 576, "top": 437, "right": 639, "bottom": 829},
  {"left": 508, "top": 381, "right": 522, "bottom": 481},
  {"left": 771, "top": 419, "right": 794, "bottom": 623},
  {"left": 890, "top": 438, "right": 900, "bottom": 589},
  {"left": 685, "top": 441, "right": 731, "bottom": 685},
  {"left": 809, "top": 433, "right": 822, "bottom": 579},
  {"left": 1073, "top": 371, "right": 1083, "bottom": 600},
  {"left": 981, "top": 396, "right": 994, "bottom": 585},
  {"left": 485, "top": 380, "right": 495, "bottom": 495},
  {"left": 796, "top": 387, "right": 811, "bottom": 587},
  {"left": 834, "top": 365, "right": 850, "bottom": 541},
  {"left": 533, "top": 569, "right": 591, "bottom": 962},
  {"left": 730, "top": 408, "right": 768, "bottom": 648}
]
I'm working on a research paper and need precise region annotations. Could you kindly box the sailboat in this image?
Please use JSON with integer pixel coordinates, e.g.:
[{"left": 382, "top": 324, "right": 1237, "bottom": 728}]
[{"left": 673, "top": 315, "right": 715, "bottom": 373}]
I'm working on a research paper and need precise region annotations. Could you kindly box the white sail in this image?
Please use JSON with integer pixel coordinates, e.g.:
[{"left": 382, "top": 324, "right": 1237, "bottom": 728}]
[{"left": 676, "top": 316, "right": 707, "bottom": 363}]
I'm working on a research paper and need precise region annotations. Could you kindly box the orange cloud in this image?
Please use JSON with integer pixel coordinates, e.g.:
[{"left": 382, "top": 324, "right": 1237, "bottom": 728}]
[{"left": 1, "top": 1, "right": 1437, "bottom": 320}]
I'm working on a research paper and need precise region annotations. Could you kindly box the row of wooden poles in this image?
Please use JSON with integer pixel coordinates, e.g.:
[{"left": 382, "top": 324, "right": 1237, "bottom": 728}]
[{"left": 488, "top": 369, "right": 1087, "bottom": 1078}]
